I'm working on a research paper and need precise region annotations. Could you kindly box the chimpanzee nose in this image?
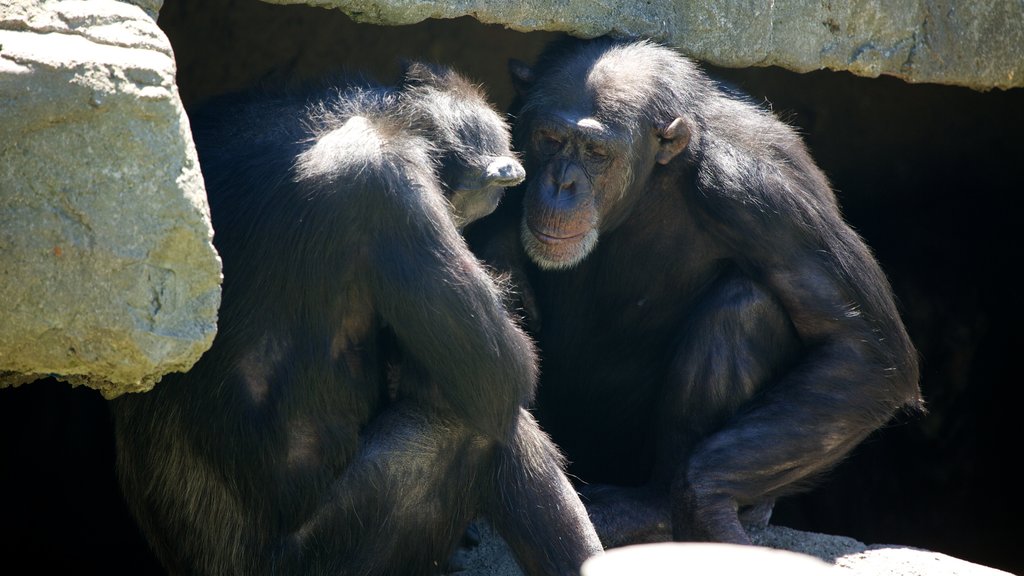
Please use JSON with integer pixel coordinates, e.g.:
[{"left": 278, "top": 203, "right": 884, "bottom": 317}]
[
  {"left": 485, "top": 157, "right": 526, "bottom": 186},
  {"left": 553, "top": 162, "right": 578, "bottom": 194}
]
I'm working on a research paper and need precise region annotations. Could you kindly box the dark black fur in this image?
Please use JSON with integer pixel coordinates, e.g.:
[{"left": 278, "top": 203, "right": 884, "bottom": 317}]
[
  {"left": 467, "top": 37, "right": 924, "bottom": 547},
  {"left": 110, "top": 63, "right": 602, "bottom": 575}
]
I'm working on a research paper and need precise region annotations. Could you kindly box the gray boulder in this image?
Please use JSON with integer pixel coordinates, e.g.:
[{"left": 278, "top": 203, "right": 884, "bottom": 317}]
[
  {"left": 261, "top": 0, "right": 1024, "bottom": 91},
  {"left": 0, "top": 0, "right": 220, "bottom": 398}
]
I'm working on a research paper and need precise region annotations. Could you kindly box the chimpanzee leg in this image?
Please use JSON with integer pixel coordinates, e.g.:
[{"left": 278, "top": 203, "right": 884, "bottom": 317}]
[
  {"left": 285, "top": 400, "right": 487, "bottom": 576},
  {"left": 291, "top": 403, "right": 601, "bottom": 576},
  {"left": 664, "top": 269, "right": 801, "bottom": 544},
  {"left": 671, "top": 377, "right": 887, "bottom": 546},
  {"left": 577, "top": 484, "right": 672, "bottom": 548},
  {"left": 580, "top": 268, "right": 798, "bottom": 548},
  {"left": 665, "top": 269, "right": 881, "bottom": 545},
  {"left": 483, "top": 409, "right": 604, "bottom": 574},
  {"left": 661, "top": 268, "right": 801, "bottom": 469}
]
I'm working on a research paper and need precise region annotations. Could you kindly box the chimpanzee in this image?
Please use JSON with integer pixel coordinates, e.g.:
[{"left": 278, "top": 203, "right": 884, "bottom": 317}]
[
  {"left": 466, "top": 37, "right": 925, "bottom": 548},
  {"left": 109, "top": 62, "right": 603, "bottom": 576}
]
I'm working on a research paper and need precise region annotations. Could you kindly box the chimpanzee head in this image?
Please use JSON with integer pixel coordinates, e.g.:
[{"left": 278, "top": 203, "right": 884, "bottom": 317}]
[
  {"left": 401, "top": 62, "right": 526, "bottom": 229},
  {"left": 508, "top": 38, "right": 699, "bottom": 269}
]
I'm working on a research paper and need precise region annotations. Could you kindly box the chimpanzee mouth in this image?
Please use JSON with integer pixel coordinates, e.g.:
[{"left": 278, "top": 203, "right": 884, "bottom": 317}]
[
  {"left": 521, "top": 220, "right": 598, "bottom": 270},
  {"left": 527, "top": 225, "right": 586, "bottom": 245}
]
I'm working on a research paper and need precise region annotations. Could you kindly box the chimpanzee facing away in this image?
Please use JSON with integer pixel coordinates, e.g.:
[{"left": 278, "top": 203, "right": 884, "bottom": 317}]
[
  {"left": 109, "top": 62, "right": 603, "bottom": 576},
  {"left": 466, "top": 37, "right": 925, "bottom": 548}
]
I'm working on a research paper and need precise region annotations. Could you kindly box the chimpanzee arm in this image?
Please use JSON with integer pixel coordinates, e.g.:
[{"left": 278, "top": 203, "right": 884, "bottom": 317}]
[
  {"left": 672, "top": 138, "right": 922, "bottom": 543},
  {"left": 366, "top": 176, "right": 537, "bottom": 441},
  {"left": 696, "top": 140, "right": 921, "bottom": 417}
]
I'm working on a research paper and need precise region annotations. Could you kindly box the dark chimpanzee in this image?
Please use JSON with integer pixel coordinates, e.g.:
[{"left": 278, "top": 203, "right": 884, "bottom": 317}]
[
  {"left": 466, "top": 37, "right": 925, "bottom": 548},
  {"left": 109, "top": 62, "right": 603, "bottom": 576}
]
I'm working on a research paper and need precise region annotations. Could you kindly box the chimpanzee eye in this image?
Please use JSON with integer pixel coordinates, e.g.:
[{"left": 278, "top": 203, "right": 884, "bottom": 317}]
[
  {"left": 535, "top": 131, "right": 562, "bottom": 156},
  {"left": 584, "top": 144, "right": 608, "bottom": 163}
]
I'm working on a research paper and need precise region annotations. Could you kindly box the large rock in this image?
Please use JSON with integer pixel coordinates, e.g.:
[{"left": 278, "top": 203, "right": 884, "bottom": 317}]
[
  {"left": 0, "top": 0, "right": 221, "bottom": 398},
  {"left": 261, "top": 0, "right": 1024, "bottom": 91}
]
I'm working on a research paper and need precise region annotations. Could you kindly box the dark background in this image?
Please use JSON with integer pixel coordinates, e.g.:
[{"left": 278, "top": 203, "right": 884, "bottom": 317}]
[{"left": 2, "top": 0, "right": 1020, "bottom": 573}]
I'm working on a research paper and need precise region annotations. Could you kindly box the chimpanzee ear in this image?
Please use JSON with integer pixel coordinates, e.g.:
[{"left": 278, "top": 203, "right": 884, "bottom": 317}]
[
  {"left": 655, "top": 117, "right": 693, "bottom": 165},
  {"left": 401, "top": 60, "right": 445, "bottom": 86},
  {"left": 508, "top": 59, "right": 535, "bottom": 97}
]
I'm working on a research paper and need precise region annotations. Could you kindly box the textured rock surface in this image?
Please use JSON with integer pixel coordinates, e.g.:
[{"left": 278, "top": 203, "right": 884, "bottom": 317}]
[
  {"left": 261, "top": 0, "right": 1024, "bottom": 90},
  {"left": 0, "top": 0, "right": 221, "bottom": 397},
  {"left": 452, "top": 522, "right": 1017, "bottom": 576}
]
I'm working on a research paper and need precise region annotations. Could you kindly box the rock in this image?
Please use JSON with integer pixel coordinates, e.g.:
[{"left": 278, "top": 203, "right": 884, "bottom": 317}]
[
  {"left": 751, "top": 525, "right": 1017, "bottom": 576},
  {"left": 450, "top": 522, "right": 1016, "bottom": 576},
  {"left": 581, "top": 541, "right": 833, "bottom": 575},
  {"left": 259, "top": 0, "right": 1024, "bottom": 90},
  {"left": 0, "top": 0, "right": 221, "bottom": 398}
]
